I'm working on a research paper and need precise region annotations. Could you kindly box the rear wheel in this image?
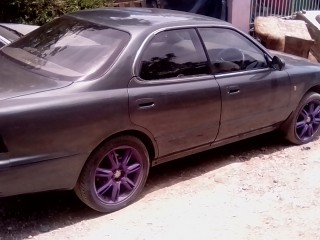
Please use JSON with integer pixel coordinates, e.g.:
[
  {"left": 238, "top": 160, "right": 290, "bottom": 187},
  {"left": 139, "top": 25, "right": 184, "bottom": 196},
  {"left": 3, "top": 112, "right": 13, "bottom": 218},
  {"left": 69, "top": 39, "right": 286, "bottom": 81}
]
[
  {"left": 282, "top": 92, "right": 320, "bottom": 144},
  {"left": 75, "top": 136, "right": 150, "bottom": 213}
]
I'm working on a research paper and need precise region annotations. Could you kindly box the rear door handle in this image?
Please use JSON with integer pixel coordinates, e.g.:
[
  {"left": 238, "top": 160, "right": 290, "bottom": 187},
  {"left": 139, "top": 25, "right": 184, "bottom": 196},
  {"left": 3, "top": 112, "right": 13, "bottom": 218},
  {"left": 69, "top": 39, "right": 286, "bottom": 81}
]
[
  {"left": 136, "top": 98, "right": 155, "bottom": 109},
  {"left": 227, "top": 86, "right": 240, "bottom": 95}
]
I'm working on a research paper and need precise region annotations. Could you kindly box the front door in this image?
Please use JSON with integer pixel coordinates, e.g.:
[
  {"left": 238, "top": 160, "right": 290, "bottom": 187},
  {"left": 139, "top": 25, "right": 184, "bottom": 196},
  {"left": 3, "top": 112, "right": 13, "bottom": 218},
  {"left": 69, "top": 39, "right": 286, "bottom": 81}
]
[
  {"left": 198, "top": 27, "right": 291, "bottom": 140},
  {"left": 215, "top": 69, "right": 291, "bottom": 140}
]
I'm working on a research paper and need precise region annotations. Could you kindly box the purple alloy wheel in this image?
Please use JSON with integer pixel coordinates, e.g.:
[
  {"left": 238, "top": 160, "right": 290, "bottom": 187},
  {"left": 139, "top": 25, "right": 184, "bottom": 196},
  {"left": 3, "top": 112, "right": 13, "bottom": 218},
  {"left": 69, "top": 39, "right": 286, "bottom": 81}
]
[
  {"left": 94, "top": 146, "right": 142, "bottom": 204},
  {"left": 295, "top": 100, "right": 320, "bottom": 141}
]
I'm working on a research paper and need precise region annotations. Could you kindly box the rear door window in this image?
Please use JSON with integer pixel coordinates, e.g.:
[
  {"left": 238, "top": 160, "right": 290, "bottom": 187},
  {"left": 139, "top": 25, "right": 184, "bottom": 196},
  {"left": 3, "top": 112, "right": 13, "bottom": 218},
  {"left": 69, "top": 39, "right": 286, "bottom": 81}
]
[{"left": 139, "top": 28, "right": 210, "bottom": 80}]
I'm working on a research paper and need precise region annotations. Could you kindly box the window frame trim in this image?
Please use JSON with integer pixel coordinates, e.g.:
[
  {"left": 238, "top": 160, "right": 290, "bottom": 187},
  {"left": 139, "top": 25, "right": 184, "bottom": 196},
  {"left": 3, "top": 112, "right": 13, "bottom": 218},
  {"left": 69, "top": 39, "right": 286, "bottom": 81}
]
[
  {"left": 133, "top": 24, "right": 274, "bottom": 82},
  {"left": 214, "top": 67, "right": 274, "bottom": 79}
]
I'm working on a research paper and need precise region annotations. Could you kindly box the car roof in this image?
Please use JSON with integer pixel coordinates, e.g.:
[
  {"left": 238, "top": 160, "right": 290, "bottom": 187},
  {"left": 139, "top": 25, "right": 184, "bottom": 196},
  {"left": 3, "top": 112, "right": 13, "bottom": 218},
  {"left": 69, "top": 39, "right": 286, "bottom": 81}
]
[{"left": 69, "top": 8, "right": 231, "bottom": 35}]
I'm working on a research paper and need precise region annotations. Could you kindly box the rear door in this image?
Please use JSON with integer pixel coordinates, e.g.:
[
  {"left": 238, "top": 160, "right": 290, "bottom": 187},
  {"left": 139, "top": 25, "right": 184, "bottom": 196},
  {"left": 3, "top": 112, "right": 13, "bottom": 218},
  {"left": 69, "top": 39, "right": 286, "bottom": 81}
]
[{"left": 128, "top": 28, "right": 221, "bottom": 157}]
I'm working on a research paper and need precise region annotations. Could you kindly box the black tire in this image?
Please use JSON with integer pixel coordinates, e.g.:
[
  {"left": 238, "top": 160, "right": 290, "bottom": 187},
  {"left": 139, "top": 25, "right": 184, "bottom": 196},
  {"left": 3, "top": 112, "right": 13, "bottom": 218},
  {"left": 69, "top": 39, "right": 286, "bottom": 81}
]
[
  {"left": 75, "top": 136, "right": 150, "bottom": 213},
  {"left": 281, "top": 92, "right": 320, "bottom": 145}
]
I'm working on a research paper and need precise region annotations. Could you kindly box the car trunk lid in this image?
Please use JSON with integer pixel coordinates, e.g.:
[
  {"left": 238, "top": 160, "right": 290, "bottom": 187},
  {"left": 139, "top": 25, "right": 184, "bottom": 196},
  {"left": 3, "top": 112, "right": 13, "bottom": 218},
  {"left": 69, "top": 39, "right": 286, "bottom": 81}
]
[{"left": 0, "top": 55, "right": 72, "bottom": 100}]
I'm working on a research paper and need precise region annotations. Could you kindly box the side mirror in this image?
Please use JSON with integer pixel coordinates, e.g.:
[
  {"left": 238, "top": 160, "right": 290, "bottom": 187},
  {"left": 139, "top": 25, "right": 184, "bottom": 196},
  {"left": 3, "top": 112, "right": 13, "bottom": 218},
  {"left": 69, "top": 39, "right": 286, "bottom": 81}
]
[{"left": 271, "top": 56, "right": 285, "bottom": 70}]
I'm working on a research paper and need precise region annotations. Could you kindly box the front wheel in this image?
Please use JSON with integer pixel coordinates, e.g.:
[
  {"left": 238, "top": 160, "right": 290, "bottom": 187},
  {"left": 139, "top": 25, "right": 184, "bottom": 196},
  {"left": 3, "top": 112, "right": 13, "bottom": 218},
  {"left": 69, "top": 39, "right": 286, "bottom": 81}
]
[
  {"left": 282, "top": 92, "right": 320, "bottom": 144},
  {"left": 75, "top": 136, "right": 150, "bottom": 213}
]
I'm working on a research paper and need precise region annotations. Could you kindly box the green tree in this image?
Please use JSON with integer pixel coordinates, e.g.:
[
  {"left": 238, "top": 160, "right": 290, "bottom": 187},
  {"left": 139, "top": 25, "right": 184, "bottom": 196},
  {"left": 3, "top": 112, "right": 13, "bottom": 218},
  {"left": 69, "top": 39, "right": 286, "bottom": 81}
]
[{"left": 0, "top": 0, "right": 112, "bottom": 25}]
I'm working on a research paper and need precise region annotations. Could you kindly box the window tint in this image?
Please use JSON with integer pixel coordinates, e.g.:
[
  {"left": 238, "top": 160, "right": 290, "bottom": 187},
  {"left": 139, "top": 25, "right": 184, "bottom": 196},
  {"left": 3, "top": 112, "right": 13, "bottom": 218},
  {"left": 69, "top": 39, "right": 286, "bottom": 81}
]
[
  {"left": 198, "top": 28, "right": 268, "bottom": 74},
  {"left": 139, "top": 29, "right": 209, "bottom": 80},
  {"left": 1, "top": 16, "right": 130, "bottom": 81}
]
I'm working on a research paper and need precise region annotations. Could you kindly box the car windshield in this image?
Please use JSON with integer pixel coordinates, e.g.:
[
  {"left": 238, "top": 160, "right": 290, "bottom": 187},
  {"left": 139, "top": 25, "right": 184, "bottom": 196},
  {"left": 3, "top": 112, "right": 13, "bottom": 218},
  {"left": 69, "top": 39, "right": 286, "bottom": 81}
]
[{"left": 0, "top": 16, "right": 130, "bottom": 81}]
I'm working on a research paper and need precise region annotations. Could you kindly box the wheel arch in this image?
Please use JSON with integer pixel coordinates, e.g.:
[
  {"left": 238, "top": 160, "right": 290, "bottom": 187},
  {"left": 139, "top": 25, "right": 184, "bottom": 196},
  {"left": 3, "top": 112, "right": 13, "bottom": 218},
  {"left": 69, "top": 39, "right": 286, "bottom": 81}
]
[
  {"left": 290, "top": 85, "right": 320, "bottom": 114},
  {"left": 307, "top": 85, "right": 320, "bottom": 95},
  {"left": 281, "top": 90, "right": 320, "bottom": 144},
  {"left": 93, "top": 129, "right": 158, "bottom": 163},
  {"left": 280, "top": 87, "right": 319, "bottom": 134}
]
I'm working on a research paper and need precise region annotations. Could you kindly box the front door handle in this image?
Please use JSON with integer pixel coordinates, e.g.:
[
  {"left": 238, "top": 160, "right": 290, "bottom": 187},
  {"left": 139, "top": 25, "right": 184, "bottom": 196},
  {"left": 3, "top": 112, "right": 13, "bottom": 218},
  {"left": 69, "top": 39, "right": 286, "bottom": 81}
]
[
  {"left": 136, "top": 98, "right": 155, "bottom": 109},
  {"left": 227, "top": 86, "right": 240, "bottom": 95}
]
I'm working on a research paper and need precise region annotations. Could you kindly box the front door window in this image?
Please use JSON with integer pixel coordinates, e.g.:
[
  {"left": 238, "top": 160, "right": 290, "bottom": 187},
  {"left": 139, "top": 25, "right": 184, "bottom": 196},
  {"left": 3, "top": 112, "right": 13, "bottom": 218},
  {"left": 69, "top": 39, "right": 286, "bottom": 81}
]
[{"left": 198, "top": 27, "right": 268, "bottom": 74}]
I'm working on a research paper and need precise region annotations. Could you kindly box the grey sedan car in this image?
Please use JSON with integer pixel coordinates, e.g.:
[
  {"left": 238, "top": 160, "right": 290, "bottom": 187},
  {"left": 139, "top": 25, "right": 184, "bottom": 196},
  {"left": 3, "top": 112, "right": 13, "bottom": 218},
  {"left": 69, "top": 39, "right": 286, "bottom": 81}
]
[
  {"left": 0, "top": 8, "right": 319, "bottom": 213},
  {"left": 0, "top": 23, "right": 38, "bottom": 47}
]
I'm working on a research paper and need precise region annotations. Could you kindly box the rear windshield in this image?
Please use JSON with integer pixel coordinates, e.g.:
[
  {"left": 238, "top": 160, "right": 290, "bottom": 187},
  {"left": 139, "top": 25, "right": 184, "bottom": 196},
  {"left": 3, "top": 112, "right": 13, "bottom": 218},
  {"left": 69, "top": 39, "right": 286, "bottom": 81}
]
[{"left": 0, "top": 16, "right": 130, "bottom": 81}]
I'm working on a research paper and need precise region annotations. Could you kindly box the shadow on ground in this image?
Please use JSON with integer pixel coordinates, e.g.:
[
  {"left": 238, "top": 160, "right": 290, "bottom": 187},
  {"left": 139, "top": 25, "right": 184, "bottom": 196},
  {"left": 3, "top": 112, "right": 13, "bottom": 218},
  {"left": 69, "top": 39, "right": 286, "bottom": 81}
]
[
  {"left": 0, "top": 132, "right": 289, "bottom": 239},
  {"left": 144, "top": 131, "right": 288, "bottom": 194}
]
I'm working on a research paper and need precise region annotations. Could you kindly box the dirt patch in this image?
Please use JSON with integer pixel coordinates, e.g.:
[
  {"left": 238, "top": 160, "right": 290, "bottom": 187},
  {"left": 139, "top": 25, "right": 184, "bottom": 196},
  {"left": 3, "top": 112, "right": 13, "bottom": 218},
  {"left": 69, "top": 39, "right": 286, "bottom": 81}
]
[{"left": 1, "top": 133, "right": 320, "bottom": 240}]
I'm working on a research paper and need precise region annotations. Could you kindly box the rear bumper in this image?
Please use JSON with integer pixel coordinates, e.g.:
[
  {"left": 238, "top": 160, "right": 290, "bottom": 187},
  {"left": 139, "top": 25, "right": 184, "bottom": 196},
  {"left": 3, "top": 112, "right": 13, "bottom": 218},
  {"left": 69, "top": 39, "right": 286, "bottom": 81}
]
[{"left": 0, "top": 153, "right": 88, "bottom": 197}]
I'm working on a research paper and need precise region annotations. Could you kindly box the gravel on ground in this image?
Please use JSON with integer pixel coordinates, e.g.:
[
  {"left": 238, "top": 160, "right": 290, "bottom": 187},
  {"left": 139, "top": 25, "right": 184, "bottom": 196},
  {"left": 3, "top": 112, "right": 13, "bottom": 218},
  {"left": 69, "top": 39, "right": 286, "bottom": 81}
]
[{"left": 1, "top": 132, "right": 320, "bottom": 240}]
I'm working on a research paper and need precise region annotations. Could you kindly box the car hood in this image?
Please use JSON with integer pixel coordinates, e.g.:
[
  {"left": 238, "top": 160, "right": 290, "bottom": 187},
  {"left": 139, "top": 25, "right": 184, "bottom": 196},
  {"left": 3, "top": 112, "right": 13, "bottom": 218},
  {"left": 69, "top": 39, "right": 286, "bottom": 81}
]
[
  {"left": 270, "top": 50, "right": 320, "bottom": 68},
  {"left": 0, "top": 55, "right": 72, "bottom": 100}
]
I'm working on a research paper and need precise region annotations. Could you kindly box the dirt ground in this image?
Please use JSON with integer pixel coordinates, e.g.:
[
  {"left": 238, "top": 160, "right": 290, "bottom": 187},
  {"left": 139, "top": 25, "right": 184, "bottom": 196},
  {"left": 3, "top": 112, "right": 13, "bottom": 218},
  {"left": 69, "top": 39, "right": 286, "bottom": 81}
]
[{"left": 1, "top": 132, "right": 320, "bottom": 240}]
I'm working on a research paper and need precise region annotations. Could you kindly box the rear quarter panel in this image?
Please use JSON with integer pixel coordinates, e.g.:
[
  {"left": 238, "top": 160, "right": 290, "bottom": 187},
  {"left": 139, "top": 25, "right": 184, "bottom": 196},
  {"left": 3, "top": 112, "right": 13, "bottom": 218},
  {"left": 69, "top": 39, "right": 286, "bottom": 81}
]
[{"left": 0, "top": 86, "right": 132, "bottom": 196}]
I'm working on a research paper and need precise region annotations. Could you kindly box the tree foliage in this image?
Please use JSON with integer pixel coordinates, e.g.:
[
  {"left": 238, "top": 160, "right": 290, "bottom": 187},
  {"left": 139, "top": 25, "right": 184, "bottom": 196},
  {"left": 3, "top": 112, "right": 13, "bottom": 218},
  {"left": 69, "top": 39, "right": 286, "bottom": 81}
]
[{"left": 0, "top": 0, "right": 112, "bottom": 25}]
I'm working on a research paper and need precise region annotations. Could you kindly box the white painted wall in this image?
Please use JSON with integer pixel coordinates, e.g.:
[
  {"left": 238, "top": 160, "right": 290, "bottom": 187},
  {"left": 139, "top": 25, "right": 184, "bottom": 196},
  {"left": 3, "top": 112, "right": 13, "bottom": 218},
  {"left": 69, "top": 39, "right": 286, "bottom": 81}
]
[{"left": 228, "top": 0, "right": 251, "bottom": 33}]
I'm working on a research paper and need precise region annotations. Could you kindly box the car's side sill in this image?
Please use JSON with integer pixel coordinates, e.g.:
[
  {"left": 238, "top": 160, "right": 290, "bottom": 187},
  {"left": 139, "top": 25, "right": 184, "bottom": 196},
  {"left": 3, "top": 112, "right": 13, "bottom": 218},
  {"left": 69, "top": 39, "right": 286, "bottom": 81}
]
[
  {"left": 152, "top": 124, "right": 280, "bottom": 167},
  {"left": 0, "top": 152, "right": 81, "bottom": 171}
]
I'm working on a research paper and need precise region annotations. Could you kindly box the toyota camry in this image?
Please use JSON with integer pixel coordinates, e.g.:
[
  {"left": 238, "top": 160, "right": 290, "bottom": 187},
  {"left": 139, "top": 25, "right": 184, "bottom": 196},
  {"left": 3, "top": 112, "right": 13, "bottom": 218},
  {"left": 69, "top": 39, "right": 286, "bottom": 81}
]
[{"left": 0, "top": 8, "right": 319, "bottom": 213}]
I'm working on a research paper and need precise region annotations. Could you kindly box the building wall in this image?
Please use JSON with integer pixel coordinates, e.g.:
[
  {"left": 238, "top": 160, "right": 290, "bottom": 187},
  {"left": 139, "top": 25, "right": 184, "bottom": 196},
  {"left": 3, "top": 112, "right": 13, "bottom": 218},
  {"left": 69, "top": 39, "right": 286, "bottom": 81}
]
[{"left": 228, "top": 0, "right": 251, "bottom": 33}]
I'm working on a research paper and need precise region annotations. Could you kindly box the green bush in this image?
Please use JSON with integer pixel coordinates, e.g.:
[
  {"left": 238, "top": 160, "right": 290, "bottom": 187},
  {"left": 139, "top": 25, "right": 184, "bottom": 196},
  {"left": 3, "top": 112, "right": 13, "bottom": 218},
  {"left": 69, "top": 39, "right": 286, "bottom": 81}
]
[{"left": 0, "top": 0, "right": 112, "bottom": 25}]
